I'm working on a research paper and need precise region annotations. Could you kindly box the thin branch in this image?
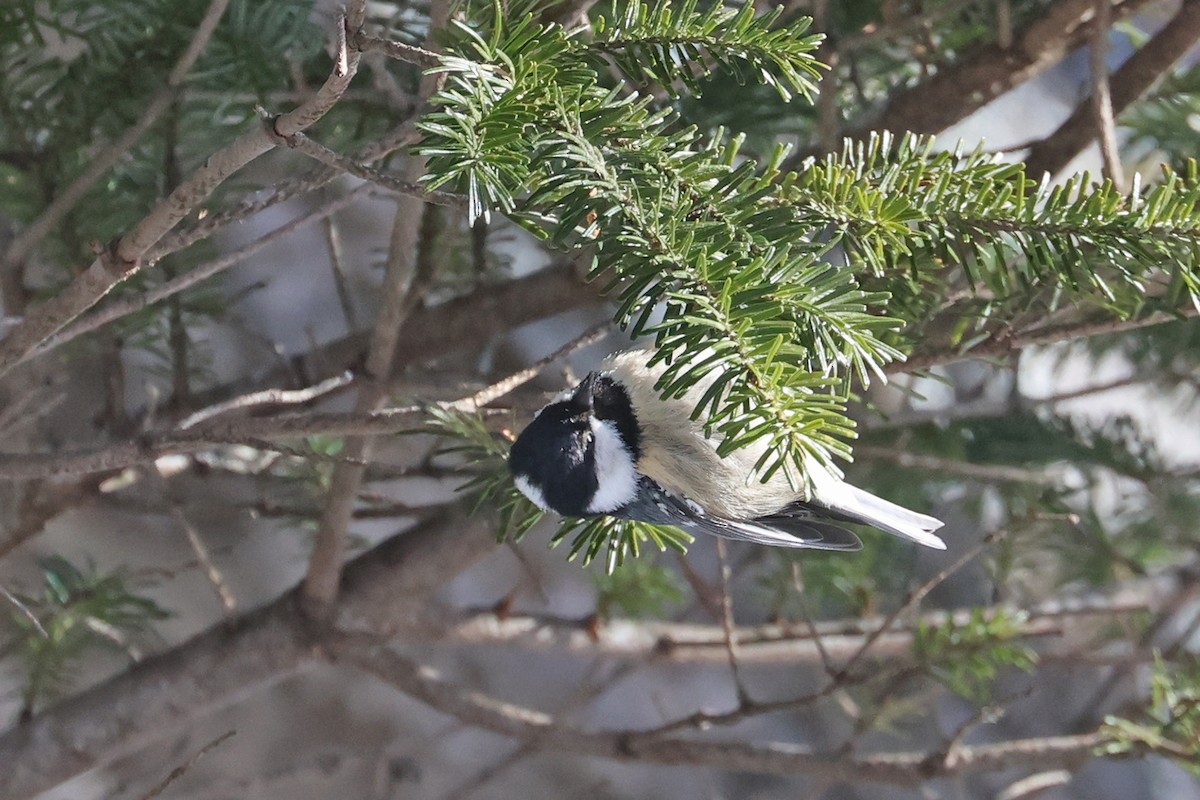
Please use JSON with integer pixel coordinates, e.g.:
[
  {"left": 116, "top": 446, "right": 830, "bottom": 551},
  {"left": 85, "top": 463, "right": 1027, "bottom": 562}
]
[
  {"left": 445, "top": 322, "right": 610, "bottom": 412},
  {"left": 322, "top": 216, "right": 358, "bottom": 331},
  {"left": 896, "top": 304, "right": 1200, "bottom": 374},
  {"left": 790, "top": 562, "right": 835, "bottom": 675},
  {"left": 0, "top": 0, "right": 233, "bottom": 272},
  {"left": 715, "top": 538, "right": 751, "bottom": 703},
  {"left": 11, "top": 323, "right": 603, "bottom": 480},
  {"left": 0, "top": 584, "right": 47, "bottom": 639},
  {"left": 354, "top": 33, "right": 442, "bottom": 68},
  {"left": 833, "top": 531, "right": 1004, "bottom": 682},
  {"left": 178, "top": 371, "right": 355, "bottom": 430},
  {"left": 997, "top": 771, "right": 1074, "bottom": 800},
  {"left": 172, "top": 264, "right": 599, "bottom": 418},
  {"left": 1089, "top": 0, "right": 1124, "bottom": 187},
  {"left": 280, "top": 131, "right": 465, "bottom": 209},
  {"left": 854, "top": 445, "right": 1062, "bottom": 486},
  {"left": 136, "top": 730, "right": 236, "bottom": 800},
  {"left": 446, "top": 573, "right": 1174, "bottom": 664},
  {"left": 33, "top": 187, "right": 371, "bottom": 360},
  {"left": 336, "top": 631, "right": 1119, "bottom": 785},
  {"left": 168, "top": 501, "right": 238, "bottom": 619},
  {"left": 138, "top": 108, "right": 426, "bottom": 268},
  {"left": 0, "top": 1, "right": 369, "bottom": 378}
]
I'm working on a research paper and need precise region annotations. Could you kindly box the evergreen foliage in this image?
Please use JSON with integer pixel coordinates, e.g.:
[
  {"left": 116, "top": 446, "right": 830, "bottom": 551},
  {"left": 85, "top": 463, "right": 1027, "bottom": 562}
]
[
  {"left": 415, "top": 0, "right": 1200, "bottom": 564},
  {"left": 2, "top": 556, "right": 168, "bottom": 717}
]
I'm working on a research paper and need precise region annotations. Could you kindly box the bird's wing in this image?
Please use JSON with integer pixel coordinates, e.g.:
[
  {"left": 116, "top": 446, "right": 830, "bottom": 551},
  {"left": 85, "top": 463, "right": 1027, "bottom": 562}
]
[{"left": 611, "top": 477, "right": 862, "bottom": 551}]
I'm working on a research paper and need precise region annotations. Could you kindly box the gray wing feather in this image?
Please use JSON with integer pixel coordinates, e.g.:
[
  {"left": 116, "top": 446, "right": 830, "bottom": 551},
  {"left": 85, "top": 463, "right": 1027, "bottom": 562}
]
[{"left": 613, "top": 477, "right": 862, "bottom": 551}]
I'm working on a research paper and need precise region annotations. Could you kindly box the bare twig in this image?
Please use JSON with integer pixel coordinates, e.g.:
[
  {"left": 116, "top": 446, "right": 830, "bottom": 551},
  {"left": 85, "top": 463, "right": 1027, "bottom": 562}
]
[
  {"left": 354, "top": 34, "right": 441, "bottom": 68},
  {"left": 178, "top": 371, "right": 355, "bottom": 429},
  {"left": 136, "top": 730, "right": 236, "bottom": 800},
  {"left": 896, "top": 304, "right": 1200, "bottom": 374},
  {"left": 855, "top": 445, "right": 1062, "bottom": 486},
  {"left": 322, "top": 216, "right": 358, "bottom": 330},
  {"left": 0, "top": 309, "right": 602, "bottom": 482},
  {"left": 280, "top": 132, "right": 464, "bottom": 209},
  {"left": 447, "top": 571, "right": 1176, "bottom": 664},
  {"left": 445, "top": 322, "right": 610, "bottom": 412},
  {"left": 0, "top": 584, "right": 46, "bottom": 638},
  {"left": 337, "top": 631, "right": 1118, "bottom": 785},
  {"left": 134, "top": 109, "right": 425, "bottom": 277},
  {"left": 790, "top": 562, "right": 835, "bottom": 675},
  {"left": 833, "top": 531, "right": 1004, "bottom": 682},
  {"left": 33, "top": 187, "right": 371, "bottom": 360},
  {"left": 1089, "top": 0, "right": 1124, "bottom": 186},
  {"left": 715, "top": 538, "right": 751, "bottom": 703},
  {"left": 168, "top": 501, "right": 238, "bottom": 618},
  {"left": 997, "top": 771, "right": 1073, "bottom": 800}
]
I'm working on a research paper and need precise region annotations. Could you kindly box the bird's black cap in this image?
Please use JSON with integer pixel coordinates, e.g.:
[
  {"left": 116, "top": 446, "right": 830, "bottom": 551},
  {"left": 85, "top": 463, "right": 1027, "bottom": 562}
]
[{"left": 508, "top": 372, "right": 640, "bottom": 516}]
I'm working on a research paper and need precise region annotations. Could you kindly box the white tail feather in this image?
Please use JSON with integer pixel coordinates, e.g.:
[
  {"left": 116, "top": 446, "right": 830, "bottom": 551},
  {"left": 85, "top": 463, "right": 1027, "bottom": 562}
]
[{"left": 809, "top": 468, "right": 947, "bottom": 550}]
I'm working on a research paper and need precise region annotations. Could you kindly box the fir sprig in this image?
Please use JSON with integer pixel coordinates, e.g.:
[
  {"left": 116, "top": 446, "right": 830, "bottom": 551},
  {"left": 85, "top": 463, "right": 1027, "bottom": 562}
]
[
  {"left": 587, "top": 0, "right": 825, "bottom": 101},
  {"left": 4, "top": 556, "right": 169, "bottom": 717},
  {"left": 793, "top": 133, "right": 1200, "bottom": 317}
]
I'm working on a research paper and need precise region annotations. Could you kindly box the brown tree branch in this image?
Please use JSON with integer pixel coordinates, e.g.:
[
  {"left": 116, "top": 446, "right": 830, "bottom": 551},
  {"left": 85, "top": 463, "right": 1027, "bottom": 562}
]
[
  {"left": 335, "top": 632, "right": 1117, "bottom": 785},
  {"left": 844, "top": 0, "right": 1151, "bottom": 140},
  {"left": 0, "top": 2, "right": 368, "bottom": 378},
  {"left": 33, "top": 187, "right": 372, "bottom": 361},
  {"left": 303, "top": 0, "right": 452, "bottom": 616},
  {"left": 142, "top": 114, "right": 424, "bottom": 267},
  {"left": 894, "top": 303, "right": 1200, "bottom": 374},
  {"left": 135, "top": 730, "right": 236, "bottom": 800},
  {"left": 354, "top": 34, "right": 442, "bottom": 68},
  {"left": 1089, "top": 0, "right": 1124, "bottom": 186},
  {"left": 445, "top": 571, "right": 1180, "bottom": 664},
  {"left": 1024, "top": 0, "right": 1200, "bottom": 178},
  {"left": 0, "top": 268, "right": 602, "bottom": 482},
  {"left": 280, "top": 132, "right": 465, "bottom": 209}
]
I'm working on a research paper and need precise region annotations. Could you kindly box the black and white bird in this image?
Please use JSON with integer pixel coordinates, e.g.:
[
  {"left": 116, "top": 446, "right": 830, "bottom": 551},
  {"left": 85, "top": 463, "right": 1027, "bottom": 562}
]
[{"left": 508, "top": 350, "right": 946, "bottom": 551}]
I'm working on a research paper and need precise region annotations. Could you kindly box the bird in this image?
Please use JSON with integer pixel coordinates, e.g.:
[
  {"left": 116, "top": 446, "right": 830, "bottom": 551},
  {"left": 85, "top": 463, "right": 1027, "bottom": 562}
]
[{"left": 508, "top": 349, "right": 946, "bottom": 551}]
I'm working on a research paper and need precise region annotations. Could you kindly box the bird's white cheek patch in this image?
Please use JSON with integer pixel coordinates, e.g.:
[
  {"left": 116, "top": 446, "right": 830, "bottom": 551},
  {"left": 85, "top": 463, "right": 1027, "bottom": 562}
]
[
  {"left": 513, "top": 474, "right": 550, "bottom": 511},
  {"left": 587, "top": 418, "right": 638, "bottom": 513}
]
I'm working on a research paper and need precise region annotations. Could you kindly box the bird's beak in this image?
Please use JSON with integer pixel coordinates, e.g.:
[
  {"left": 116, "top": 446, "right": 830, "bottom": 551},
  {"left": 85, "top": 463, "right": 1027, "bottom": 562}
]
[{"left": 570, "top": 372, "right": 598, "bottom": 413}]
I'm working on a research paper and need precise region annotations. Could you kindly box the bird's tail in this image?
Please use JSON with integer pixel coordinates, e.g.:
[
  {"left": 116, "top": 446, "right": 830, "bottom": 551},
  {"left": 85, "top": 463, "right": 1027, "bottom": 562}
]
[{"left": 809, "top": 469, "right": 947, "bottom": 550}]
